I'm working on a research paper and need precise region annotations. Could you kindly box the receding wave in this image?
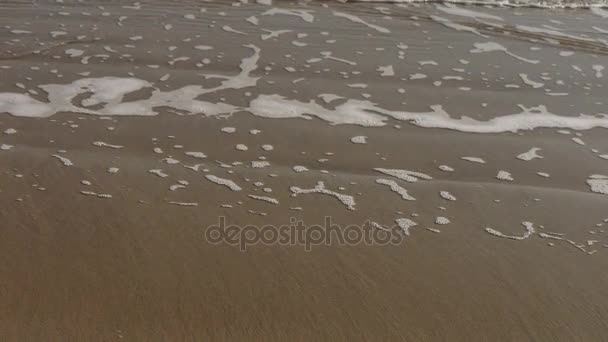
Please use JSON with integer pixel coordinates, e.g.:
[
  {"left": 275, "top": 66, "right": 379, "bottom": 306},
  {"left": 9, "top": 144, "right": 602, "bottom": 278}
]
[{"left": 346, "top": 0, "right": 608, "bottom": 9}]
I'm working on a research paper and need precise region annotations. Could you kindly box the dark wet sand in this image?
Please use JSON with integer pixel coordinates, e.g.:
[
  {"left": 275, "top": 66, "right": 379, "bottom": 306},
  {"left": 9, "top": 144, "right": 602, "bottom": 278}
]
[
  {"left": 2, "top": 0, "right": 608, "bottom": 341},
  {"left": 1, "top": 112, "right": 607, "bottom": 341}
]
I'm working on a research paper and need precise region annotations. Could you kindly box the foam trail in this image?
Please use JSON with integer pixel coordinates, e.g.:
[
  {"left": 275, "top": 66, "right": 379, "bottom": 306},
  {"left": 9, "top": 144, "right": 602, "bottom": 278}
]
[
  {"left": 436, "top": 4, "right": 504, "bottom": 21},
  {"left": 471, "top": 42, "right": 539, "bottom": 64},
  {"left": 332, "top": 11, "right": 390, "bottom": 33},
  {"left": 485, "top": 222, "right": 536, "bottom": 240},
  {"left": 290, "top": 181, "right": 355, "bottom": 210}
]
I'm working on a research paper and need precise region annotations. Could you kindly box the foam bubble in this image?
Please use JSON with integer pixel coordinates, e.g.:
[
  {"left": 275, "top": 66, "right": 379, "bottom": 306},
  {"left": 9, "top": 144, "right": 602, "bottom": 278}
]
[
  {"left": 350, "top": 136, "right": 367, "bottom": 144},
  {"left": 439, "top": 191, "right": 456, "bottom": 201},
  {"left": 290, "top": 181, "right": 355, "bottom": 210},
  {"left": 496, "top": 170, "right": 514, "bottom": 181},
  {"left": 206, "top": 174, "right": 242, "bottom": 191},
  {"left": 248, "top": 194, "right": 279, "bottom": 204},
  {"left": 485, "top": 222, "right": 535, "bottom": 240},
  {"left": 149, "top": 169, "right": 168, "bottom": 178},
  {"left": 517, "top": 147, "right": 543, "bottom": 161},
  {"left": 293, "top": 165, "right": 308, "bottom": 173},
  {"left": 435, "top": 217, "right": 451, "bottom": 225},
  {"left": 93, "top": 141, "right": 123, "bottom": 149},
  {"left": 80, "top": 191, "right": 112, "bottom": 199},
  {"left": 376, "top": 179, "right": 416, "bottom": 201},
  {"left": 52, "top": 154, "right": 73, "bottom": 166},
  {"left": 395, "top": 218, "right": 417, "bottom": 236},
  {"left": 252, "top": 161, "right": 270, "bottom": 168},
  {"left": 587, "top": 175, "right": 608, "bottom": 195},
  {"left": 185, "top": 151, "right": 207, "bottom": 159},
  {"left": 461, "top": 156, "right": 485, "bottom": 163}
]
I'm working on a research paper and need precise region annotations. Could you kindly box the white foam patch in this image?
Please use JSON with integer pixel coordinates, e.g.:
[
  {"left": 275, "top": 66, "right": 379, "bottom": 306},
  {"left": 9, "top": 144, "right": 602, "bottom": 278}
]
[
  {"left": 440, "top": 191, "right": 456, "bottom": 201},
  {"left": 517, "top": 147, "right": 543, "bottom": 161},
  {"left": 0, "top": 46, "right": 260, "bottom": 118},
  {"left": 435, "top": 216, "right": 451, "bottom": 225},
  {"left": 471, "top": 42, "right": 539, "bottom": 64},
  {"left": 438, "top": 165, "right": 454, "bottom": 172},
  {"left": 350, "top": 136, "right": 367, "bottom": 144},
  {"left": 461, "top": 156, "right": 485, "bottom": 163},
  {"left": 163, "top": 157, "right": 180, "bottom": 165},
  {"left": 587, "top": 175, "right": 608, "bottom": 195},
  {"left": 539, "top": 232, "right": 594, "bottom": 254},
  {"left": 377, "top": 65, "right": 395, "bottom": 76},
  {"left": 93, "top": 141, "right": 123, "bottom": 149},
  {"left": 149, "top": 169, "right": 168, "bottom": 178},
  {"left": 374, "top": 168, "right": 432, "bottom": 182},
  {"left": 252, "top": 161, "right": 270, "bottom": 168},
  {"left": 81, "top": 190, "right": 112, "bottom": 199},
  {"left": 496, "top": 170, "right": 514, "bottom": 181},
  {"left": 519, "top": 74, "right": 544, "bottom": 88},
  {"left": 246, "top": 16, "right": 259, "bottom": 26},
  {"left": 290, "top": 181, "right": 355, "bottom": 210},
  {"left": 261, "top": 29, "right": 291, "bottom": 40},
  {"left": 169, "top": 201, "right": 198, "bottom": 207},
  {"left": 593, "top": 65, "right": 605, "bottom": 78},
  {"left": 293, "top": 165, "right": 308, "bottom": 173},
  {"left": 572, "top": 137, "right": 586, "bottom": 146},
  {"left": 206, "top": 174, "right": 242, "bottom": 191},
  {"left": 222, "top": 26, "right": 246, "bottom": 35},
  {"left": 65, "top": 48, "right": 85, "bottom": 57},
  {"left": 185, "top": 151, "right": 207, "bottom": 159},
  {"left": 370, "top": 221, "right": 391, "bottom": 232},
  {"left": 395, "top": 218, "right": 417, "bottom": 236},
  {"left": 249, "top": 95, "right": 608, "bottom": 133},
  {"left": 248, "top": 194, "right": 279, "bottom": 204},
  {"left": 1, "top": 144, "right": 14, "bottom": 151},
  {"left": 376, "top": 179, "right": 416, "bottom": 201},
  {"left": 52, "top": 154, "right": 73, "bottom": 166},
  {"left": 485, "top": 222, "right": 536, "bottom": 240},
  {"left": 3, "top": 128, "right": 17, "bottom": 135},
  {"left": 318, "top": 94, "right": 343, "bottom": 104},
  {"left": 0, "top": 93, "right": 55, "bottom": 118},
  {"left": 4, "top": 48, "right": 607, "bottom": 136},
  {"left": 332, "top": 11, "right": 390, "bottom": 33}
]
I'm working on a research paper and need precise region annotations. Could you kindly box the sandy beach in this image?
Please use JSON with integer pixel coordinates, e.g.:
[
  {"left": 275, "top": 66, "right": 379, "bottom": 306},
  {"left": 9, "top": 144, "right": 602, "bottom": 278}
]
[{"left": 1, "top": 0, "right": 608, "bottom": 340}]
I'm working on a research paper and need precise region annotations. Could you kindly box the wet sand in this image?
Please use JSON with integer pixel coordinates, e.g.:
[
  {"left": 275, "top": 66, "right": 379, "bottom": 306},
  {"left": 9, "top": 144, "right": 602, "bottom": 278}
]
[{"left": 2, "top": 1, "right": 608, "bottom": 341}]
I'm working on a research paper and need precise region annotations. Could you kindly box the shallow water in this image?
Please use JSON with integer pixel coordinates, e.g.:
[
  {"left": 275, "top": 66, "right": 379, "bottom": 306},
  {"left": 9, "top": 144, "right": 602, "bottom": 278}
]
[{"left": 1, "top": 0, "right": 608, "bottom": 340}]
